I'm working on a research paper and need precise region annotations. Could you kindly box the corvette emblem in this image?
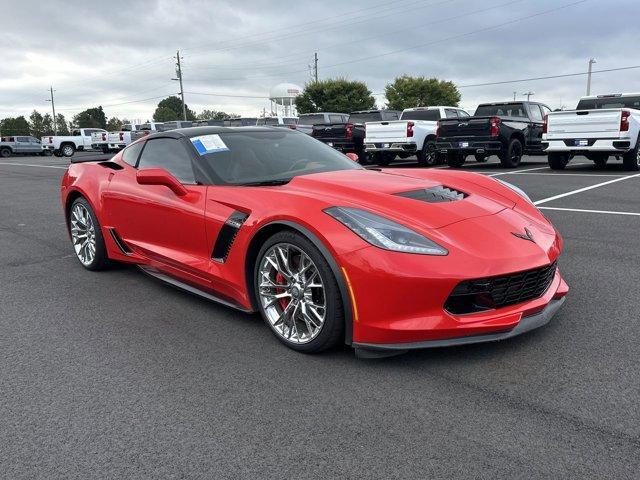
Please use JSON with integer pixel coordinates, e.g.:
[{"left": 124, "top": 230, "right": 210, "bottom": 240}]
[{"left": 512, "top": 227, "right": 535, "bottom": 243}]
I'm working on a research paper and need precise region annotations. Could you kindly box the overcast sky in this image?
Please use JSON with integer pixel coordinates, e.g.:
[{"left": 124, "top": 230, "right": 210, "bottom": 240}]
[{"left": 1, "top": 0, "right": 638, "bottom": 122}]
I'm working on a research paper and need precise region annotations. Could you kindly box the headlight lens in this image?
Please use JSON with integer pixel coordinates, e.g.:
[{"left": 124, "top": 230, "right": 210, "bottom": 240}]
[
  {"left": 496, "top": 179, "right": 533, "bottom": 204},
  {"left": 324, "top": 207, "right": 448, "bottom": 255}
]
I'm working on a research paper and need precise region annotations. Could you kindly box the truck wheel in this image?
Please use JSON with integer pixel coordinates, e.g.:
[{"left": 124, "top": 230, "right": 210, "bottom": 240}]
[
  {"left": 53, "top": 150, "right": 63, "bottom": 157},
  {"left": 474, "top": 153, "right": 488, "bottom": 162},
  {"left": 548, "top": 153, "right": 569, "bottom": 170},
  {"left": 0, "top": 147, "right": 11, "bottom": 158},
  {"left": 42, "top": 150, "right": 53, "bottom": 157},
  {"left": 61, "top": 144, "right": 75, "bottom": 157},
  {"left": 446, "top": 152, "right": 466, "bottom": 168},
  {"left": 417, "top": 141, "right": 438, "bottom": 167},
  {"left": 499, "top": 138, "right": 523, "bottom": 168},
  {"left": 622, "top": 136, "right": 640, "bottom": 171}
]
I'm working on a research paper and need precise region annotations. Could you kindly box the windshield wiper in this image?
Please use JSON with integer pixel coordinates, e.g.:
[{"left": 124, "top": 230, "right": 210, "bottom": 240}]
[{"left": 238, "top": 178, "right": 291, "bottom": 186}]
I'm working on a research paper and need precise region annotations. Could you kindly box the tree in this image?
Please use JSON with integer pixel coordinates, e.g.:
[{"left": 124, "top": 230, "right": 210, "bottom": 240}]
[
  {"left": 197, "top": 109, "right": 239, "bottom": 120},
  {"left": 72, "top": 106, "right": 107, "bottom": 129},
  {"left": 42, "top": 113, "right": 54, "bottom": 136},
  {"left": 152, "top": 96, "right": 196, "bottom": 122},
  {"left": 29, "top": 110, "right": 46, "bottom": 138},
  {"left": 56, "top": 114, "right": 70, "bottom": 135},
  {"left": 384, "top": 75, "right": 461, "bottom": 111},
  {"left": 106, "top": 117, "right": 122, "bottom": 131},
  {"left": 0, "top": 116, "right": 31, "bottom": 136},
  {"left": 295, "top": 78, "right": 375, "bottom": 114}
]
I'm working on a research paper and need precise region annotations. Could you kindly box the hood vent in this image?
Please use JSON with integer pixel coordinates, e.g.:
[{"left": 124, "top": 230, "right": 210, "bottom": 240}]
[{"left": 395, "top": 185, "right": 467, "bottom": 203}]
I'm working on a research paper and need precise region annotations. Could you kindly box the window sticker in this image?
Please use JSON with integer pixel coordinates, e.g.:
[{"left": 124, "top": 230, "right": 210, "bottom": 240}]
[{"left": 190, "top": 134, "right": 229, "bottom": 155}]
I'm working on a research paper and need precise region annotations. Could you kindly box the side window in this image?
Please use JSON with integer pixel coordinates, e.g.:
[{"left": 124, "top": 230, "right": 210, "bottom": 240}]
[
  {"left": 122, "top": 141, "right": 144, "bottom": 167},
  {"left": 457, "top": 110, "right": 470, "bottom": 117},
  {"left": 529, "top": 104, "right": 544, "bottom": 122},
  {"left": 17, "top": 136, "right": 29, "bottom": 142},
  {"left": 137, "top": 138, "right": 195, "bottom": 184},
  {"left": 445, "top": 109, "right": 458, "bottom": 118},
  {"left": 328, "top": 114, "right": 343, "bottom": 123}
]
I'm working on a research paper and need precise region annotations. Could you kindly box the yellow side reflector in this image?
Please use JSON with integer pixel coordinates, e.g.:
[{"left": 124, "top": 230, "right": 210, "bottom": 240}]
[{"left": 341, "top": 267, "right": 359, "bottom": 322}]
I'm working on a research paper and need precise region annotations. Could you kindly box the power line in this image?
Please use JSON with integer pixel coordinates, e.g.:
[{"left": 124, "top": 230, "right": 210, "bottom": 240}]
[
  {"left": 55, "top": 93, "right": 179, "bottom": 112},
  {"left": 186, "top": 91, "right": 270, "bottom": 99}
]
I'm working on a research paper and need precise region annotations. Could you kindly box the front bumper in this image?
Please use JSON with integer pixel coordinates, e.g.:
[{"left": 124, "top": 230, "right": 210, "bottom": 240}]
[
  {"left": 354, "top": 296, "right": 565, "bottom": 357},
  {"left": 542, "top": 138, "right": 631, "bottom": 153}
]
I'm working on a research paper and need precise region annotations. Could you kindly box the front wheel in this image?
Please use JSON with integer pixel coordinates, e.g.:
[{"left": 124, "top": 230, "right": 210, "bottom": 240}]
[
  {"left": 499, "top": 138, "right": 523, "bottom": 168},
  {"left": 254, "top": 231, "right": 344, "bottom": 353},
  {"left": 417, "top": 140, "right": 438, "bottom": 167},
  {"left": 68, "top": 197, "right": 109, "bottom": 271},
  {"left": 548, "top": 152, "right": 570, "bottom": 170}
]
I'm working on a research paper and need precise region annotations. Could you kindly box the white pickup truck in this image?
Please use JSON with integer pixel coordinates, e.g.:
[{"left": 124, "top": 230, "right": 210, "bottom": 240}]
[
  {"left": 41, "top": 128, "right": 108, "bottom": 157},
  {"left": 106, "top": 122, "right": 163, "bottom": 151},
  {"left": 364, "top": 106, "right": 470, "bottom": 166},
  {"left": 543, "top": 93, "right": 640, "bottom": 171}
]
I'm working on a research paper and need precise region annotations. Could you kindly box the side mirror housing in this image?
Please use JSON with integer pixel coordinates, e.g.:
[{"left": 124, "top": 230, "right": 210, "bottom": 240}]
[
  {"left": 345, "top": 152, "right": 359, "bottom": 162},
  {"left": 136, "top": 168, "right": 188, "bottom": 196}
]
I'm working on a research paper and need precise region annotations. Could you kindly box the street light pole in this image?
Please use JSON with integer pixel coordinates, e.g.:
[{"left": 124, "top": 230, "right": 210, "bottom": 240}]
[{"left": 586, "top": 58, "right": 596, "bottom": 96}]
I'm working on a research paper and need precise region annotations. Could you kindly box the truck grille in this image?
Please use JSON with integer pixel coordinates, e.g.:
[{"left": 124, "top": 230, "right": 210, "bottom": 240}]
[{"left": 445, "top": 261, "right": 557, "bottom": 315}]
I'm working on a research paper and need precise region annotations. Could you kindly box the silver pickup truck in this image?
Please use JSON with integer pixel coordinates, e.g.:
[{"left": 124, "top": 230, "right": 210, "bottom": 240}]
[{"left": 0, "top": 136, "right": 48, "bottom": 157}]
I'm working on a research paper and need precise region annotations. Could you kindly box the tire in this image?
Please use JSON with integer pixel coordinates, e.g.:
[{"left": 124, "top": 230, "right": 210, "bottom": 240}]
[
  {"left": 254, "top": 230, "right": 344, "bottom": 353},
  {"left": 622, "top": 136, "right": 640, "bottom": 171},
  {"left": 498, "top": 138, "right": 523, "bottom": 168},
  {"left": 474, "top": 153, "right": 488, "bottom": 163},
  {"left": 446, "top": 152, "right": 466, "bottom": 168},
  {"left": 53, "top": 150, "right": 63, "bottom": 157},
  {"left": 68, "top": 197, "right": 110, "bottom": 271},
  {"left": 416, "top": 140, "right": 438, "bottom": 167},
  {"left": 61, "top": 143, "right": 75, "bottom": 157},
  {"left": 42, "top": 150, "right": 53, "bottom": 157},
  {"left": 0, "top": 147, "right": 11, "bottom": 158},
  {"left": 548, "top": 152, "right": 569, "bottom": 170}
]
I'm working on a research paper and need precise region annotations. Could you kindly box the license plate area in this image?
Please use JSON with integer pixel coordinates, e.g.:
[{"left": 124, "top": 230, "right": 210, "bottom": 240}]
[
  {"left": 459, "top": 141, "right": 469, "bottom": 148},
  {"left": 574, "top": 139, "right": 588, "bottom": 146}
]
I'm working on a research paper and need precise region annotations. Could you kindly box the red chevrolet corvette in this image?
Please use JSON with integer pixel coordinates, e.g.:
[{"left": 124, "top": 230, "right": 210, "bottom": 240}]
[{"left": 61, "top": 127, "right": 568, "bottom": 357}]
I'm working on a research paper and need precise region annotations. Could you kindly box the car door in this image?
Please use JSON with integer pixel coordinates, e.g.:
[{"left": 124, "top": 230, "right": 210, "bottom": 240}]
[
  {"left": 103, "top": 137, "right": 210, "bottom": 281},
  {"left": 28, "top": 137, "right": 42, "bottom": 153},
  {"left": 527, "top": 104, "right": 545, "bottom": 152},
  {"left": 15, "top": 136, "right": 30, "bottom": 153}
]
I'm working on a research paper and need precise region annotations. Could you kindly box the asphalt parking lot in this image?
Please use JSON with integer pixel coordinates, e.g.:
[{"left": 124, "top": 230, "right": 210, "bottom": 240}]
[{"left": 1, "top": 152, "right": 639, "bottom": 479}]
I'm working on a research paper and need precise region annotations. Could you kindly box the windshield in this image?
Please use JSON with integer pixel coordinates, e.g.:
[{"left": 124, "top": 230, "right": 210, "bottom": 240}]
[
  {"left": 298, "top": 114, "right": 325, "bottom": 125},
  {"left": 401, "top": 110, "right": 440, "bottom": 121},
  {"left": 349, "top": 112, "right": 382, "bottom": 124},
  {"left": 475, "top": 103, "right": 527, "bottom": 118},
  {"left": 190, "top": 130, "right": 362, "bottom": 186},
  {"left": 576, "top": 96, "right": 640, "bottom": 110}
]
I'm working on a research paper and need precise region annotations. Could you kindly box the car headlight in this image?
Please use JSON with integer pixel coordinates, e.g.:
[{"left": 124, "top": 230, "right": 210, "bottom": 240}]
[
  {"left": 496, "top": 179, "right": 533, "bottom": 204},
  {"left": 324, "top": 207, "right": 448, "bottom": 255}
]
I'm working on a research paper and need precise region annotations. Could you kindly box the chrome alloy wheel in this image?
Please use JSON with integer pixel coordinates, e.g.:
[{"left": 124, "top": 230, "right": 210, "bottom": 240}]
[
  {"left": 258, "top": 243, "right": 326, "bottom": 344},
  {"left": 70, "top": 203, "right": 96, "bottom": 266}
]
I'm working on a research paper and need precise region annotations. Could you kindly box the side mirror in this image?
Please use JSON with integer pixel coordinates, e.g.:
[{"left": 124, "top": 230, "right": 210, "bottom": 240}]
[
  {"left": 345, "top": 152, "right": 359, "bottom": 162},
  {"left": 136, "top": 168, "right": 188, "bottom": 196}
]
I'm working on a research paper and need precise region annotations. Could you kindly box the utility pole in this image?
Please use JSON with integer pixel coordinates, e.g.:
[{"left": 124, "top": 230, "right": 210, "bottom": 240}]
[
  {"left": 513, "top": 91, "right": 517, "bottom": 101},
  {"left": 46, "top": 86, "right": 57, "bottom": 134},
  {"left": 586, "top": 58, "right": 596, "bottom": 96},
  {"left": 522, "top": 91, "right": 535, "bottom": 101},
  {"left": 172, "top": 50, "right": 187, "bottom": 121},
  {"left": 314, "top": 52, "right": 318, "bottom": 83}
]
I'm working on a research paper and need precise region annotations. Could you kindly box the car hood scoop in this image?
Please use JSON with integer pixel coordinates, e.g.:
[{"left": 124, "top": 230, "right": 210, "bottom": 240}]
[{"left": 394, "top": 185, "right": 467, "bottom": 203}]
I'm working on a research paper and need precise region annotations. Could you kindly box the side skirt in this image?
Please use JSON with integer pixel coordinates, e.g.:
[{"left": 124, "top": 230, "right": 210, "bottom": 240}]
[{"left": 138, "top": 266, "right": 253, "bottom": 313}]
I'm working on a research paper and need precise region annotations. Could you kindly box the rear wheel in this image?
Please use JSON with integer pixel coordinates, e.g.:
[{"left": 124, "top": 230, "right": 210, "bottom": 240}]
[
  {"left": 68, "top": 197, "right": 109, "bottom": 271},
  {"left": 254, "top": 231, "right": 344, "bottom": 353},
  {"left": 548, "top": 152, "right": 570, "bottom": 170},
  {"left": 622, "top": 136, "right": 640, "bottom": 171},
  {"left": 61, "top": 143, "right": 75, "bottom": 157},
  {"left": 499, "top": 138, "right": 523, "bottom": 168},
  {"left": 417, "top": 140, "right": 438, "bottom": 167},
  {"left": 446, "top": 152, "right": 466, "bottom": 168},
  {"left": 0, "top": 147, "right": 11, "bottom": 158}
]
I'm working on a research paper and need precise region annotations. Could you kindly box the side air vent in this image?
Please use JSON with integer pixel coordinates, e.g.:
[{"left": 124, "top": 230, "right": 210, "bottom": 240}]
[
  {"left": 108, "top": 228, "right": 132, "bottom": 254},
  {"left": 211, "top": 211, "right": 249, "bottom": 262},
  {"left": 395, "top": 185, "right": 467, "bottom": 203}
]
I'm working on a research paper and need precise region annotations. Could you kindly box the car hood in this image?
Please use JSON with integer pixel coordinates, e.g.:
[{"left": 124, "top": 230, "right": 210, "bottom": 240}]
[{"left": 282, "top": 168, "right": 518, "bottom": 230}]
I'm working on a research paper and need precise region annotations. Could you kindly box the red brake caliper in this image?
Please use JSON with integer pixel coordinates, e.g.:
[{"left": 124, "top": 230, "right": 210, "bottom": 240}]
[{"left": 275, "top": 273, "right": 290, "bottom": 310}]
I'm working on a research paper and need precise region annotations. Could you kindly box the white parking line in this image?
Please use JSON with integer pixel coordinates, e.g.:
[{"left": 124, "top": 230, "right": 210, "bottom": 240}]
[
  {"left": 534, "top": 173, "right": 640, "bottom": 205},
  {"left": 506, "top": 172, "right": 628, "bottom": 178},
  {"left": 488, "top": 166, "right": 551, "bottom": 177},
  {"left": 0, "top": 162, "right": 67, "bottom": 169},
  {"left": 539, "top": 206, "right": 640, "bottom": 217}
]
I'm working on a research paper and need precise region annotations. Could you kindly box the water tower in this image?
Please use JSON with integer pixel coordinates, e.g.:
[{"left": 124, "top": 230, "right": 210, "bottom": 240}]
[{"left": 269, "top": 83, "right": 302, "bottom": 117}]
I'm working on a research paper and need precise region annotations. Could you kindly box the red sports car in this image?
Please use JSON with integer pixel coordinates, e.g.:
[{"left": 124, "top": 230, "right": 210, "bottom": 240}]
[{"left": 61, "top": 127, "right": 568, "bottom": 357}]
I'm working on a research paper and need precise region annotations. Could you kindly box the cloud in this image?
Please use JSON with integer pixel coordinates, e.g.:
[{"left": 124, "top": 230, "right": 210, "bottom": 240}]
[{"left": 1, "top": 0, "right": 638, "bottom": 120}]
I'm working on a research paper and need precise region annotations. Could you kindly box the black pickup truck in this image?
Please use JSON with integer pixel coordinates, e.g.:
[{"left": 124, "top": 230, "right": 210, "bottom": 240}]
[
  {"left": 435, "top": 101, "right": 551, "bottom": 168},
  {"left": 312, "top": 109, "right": 400, "bottom": 162}
]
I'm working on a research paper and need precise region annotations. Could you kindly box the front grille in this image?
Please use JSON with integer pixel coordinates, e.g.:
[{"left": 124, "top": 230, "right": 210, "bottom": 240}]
[{"left": 445, "top": 261, "right": 557, "bottom": 315}]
